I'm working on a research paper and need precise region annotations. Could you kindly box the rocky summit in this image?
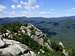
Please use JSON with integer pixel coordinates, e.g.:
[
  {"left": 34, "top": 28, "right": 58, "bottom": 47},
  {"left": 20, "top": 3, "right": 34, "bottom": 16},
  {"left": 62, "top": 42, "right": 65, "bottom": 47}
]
[
  {"left": 0, "top": 23, "right": 69, "bottom": 56},
  {"left": 0, "top": 38, "right": 37, "bottom": 56}
]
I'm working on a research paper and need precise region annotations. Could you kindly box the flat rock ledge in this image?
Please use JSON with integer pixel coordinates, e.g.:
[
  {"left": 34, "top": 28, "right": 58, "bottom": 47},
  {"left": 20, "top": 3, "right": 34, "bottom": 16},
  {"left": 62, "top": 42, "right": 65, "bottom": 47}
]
[{"left": 0, "top": 38, "right": 37, "bottom": 56}]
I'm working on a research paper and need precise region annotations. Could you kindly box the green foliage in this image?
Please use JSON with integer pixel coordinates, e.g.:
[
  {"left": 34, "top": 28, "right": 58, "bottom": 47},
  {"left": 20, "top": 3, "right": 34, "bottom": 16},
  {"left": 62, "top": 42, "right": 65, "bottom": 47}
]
[
  {"left": 0, "top": 26, "right": 6, "bottom": 33},
  {"left": 1, "top": 23, "right": 22, "bottom": 32},
  {"left": 24, "top": 23, "right": 28, "bottom": 27},
  {"left": 29, "top": 26, "right": 34, "bottom": 30},
  {"left": 13, "top": 34, "right": 42, "bottom": 52},
  {"left": 71, "top": 49, "right": 75, "bottom": 56},
  {"left": 13, "top": 34, "right": 65, "bottom": 56},
  {"left": 29, "top": 26, "right": 36, "bottom": 35},
  {"left": 50, "top": 40, "right": 63, "bottom": 52}
]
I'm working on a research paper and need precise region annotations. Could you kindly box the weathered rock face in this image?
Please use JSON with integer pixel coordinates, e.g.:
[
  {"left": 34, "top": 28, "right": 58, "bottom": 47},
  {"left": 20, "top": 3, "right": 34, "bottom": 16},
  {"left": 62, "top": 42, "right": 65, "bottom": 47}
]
[
  {"left": 0, "top": 35, "right": 6, "bottom": 48},
  {"left": 3, "top": 23, "right": 47, "bottom": 46},
  {"left": 0, "top": 23, "right": 48, "bottom": 56},
  {"left": 19, "top": 24, "right": 47, "bottom": 46},
  {"left": 0, "top": 37, "right": 37, "bottom": 56}
]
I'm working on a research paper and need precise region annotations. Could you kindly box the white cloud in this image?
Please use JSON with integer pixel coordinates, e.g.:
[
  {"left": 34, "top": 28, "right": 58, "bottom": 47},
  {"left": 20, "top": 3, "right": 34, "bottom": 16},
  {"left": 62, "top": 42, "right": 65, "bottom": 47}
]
[
  {"left": 11, "top": 0, "right": 39, "bottom": 10},
  {"left": 11, "top": 4, "right": 22, "bottom": 9},
  {"left": 39, "top": 11, "right": 57, "bottom": 18},
  {"left": 12, "top": 0, "right": 39, "bottom": 10},
  {"left": 11, "top": 5, "right": 16, "bottom": 9},
  {"left": 0, "top": 5, "right": 6, "bottom": 13},
  {"left": 35, "top": 5, "right": 40, "bottom": 8},
  {"left": 20, "top": 0, "right": 39, "bottom": 10},
  {"left": 17, "top": 4, "right": 22, "bottom": 8},
  {"left": 40, "top": 11, "right": 51, "bottom": 14},
  {"left": 20, "top": 1, "right": 28, "bottom": 5},
  {"left": 29, "top": 5, "right": 40, "bottom": 10},
  {"left": 11, "top": 10, "right": 16, "bottom": 16},
  {"left": 28, "top": 0, "right": 37, "bottom": 6},
  {"left": 20, "top": 1, "right": 24, "bottom": 4},
  {"left": 20, "top": 11, "right": 29, "bottom": 16},
  {"left": 10, "top": 0, "right": 40, "bottom": 17},
  {"left": 72, "top": 8, "right": 75, "bottom": 10}
]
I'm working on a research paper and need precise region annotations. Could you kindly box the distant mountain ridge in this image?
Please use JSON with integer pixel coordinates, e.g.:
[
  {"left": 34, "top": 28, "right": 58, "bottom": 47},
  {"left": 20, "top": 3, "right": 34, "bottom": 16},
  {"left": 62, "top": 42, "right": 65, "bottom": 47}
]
[
  {"left": 0, "top": 16, "right": 75, "bottom": 24},
  {"left": 0, "top": 16, "right": 75, "bottom": 48}
]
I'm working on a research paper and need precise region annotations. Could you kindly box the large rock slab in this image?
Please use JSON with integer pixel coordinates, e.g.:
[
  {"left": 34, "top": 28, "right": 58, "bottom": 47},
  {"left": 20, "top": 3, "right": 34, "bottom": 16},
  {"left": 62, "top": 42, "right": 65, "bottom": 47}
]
[{"left": 0, "top": 38, "right": 37, "bottom": 56}]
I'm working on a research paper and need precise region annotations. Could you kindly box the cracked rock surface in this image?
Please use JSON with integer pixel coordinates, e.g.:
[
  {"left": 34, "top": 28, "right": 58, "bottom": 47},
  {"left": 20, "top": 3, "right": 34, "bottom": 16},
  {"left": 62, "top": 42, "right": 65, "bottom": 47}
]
[{"left": 0, "top": 35, "right": 37, "bottom": 56}]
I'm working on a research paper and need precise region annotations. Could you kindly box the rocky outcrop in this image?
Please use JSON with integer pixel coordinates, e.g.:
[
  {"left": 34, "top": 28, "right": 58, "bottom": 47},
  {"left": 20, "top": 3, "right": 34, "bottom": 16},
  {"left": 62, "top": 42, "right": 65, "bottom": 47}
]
[
  {"left": 0, "top": 35, "right": 5, "bottom": 48},
  {"left": 0, "top": 23, "right": 69, "bottom": 56},
  {"left": 20, "top": 23, "right": 47, "bottom": 46},
  {"left": 0, "top": 35, "right": 37, "bottom": 56},
  {"left": 2, "top": 23, "right": 47, "bottom": 46}
]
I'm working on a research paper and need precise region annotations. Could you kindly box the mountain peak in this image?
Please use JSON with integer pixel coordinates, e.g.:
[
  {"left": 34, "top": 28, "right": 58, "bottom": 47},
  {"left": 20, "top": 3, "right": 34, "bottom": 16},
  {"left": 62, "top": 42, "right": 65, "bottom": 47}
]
[{"left": 0, "top": 22, "right": 69, "bottom": 56}]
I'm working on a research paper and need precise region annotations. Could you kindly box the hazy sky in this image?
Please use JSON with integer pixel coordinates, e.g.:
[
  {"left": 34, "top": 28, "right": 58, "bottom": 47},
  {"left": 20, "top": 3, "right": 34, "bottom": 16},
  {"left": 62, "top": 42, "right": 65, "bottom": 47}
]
[{"left": 0, "top": 0, "right": 75, "bottom": 17}]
